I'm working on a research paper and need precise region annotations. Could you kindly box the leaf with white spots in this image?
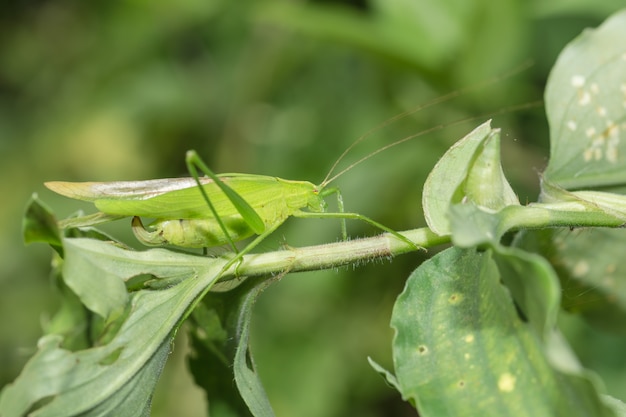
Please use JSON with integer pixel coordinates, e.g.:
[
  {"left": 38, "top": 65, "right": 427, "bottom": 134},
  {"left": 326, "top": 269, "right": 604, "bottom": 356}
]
[
  {"left": 544, "top": 9, "right": 626, "bottom": 189},
  {"left": 391, "top": 247, "right": 617, "bottom": 416}
]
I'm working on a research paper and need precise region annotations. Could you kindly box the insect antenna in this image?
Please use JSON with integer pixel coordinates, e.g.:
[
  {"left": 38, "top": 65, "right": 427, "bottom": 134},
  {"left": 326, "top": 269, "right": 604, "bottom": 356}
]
[
  {"left": 321, "top": 100, "right": 542, "bottom": 187},
  {"left": 321, "top": 61, "right": 535, "bottom": 187}
]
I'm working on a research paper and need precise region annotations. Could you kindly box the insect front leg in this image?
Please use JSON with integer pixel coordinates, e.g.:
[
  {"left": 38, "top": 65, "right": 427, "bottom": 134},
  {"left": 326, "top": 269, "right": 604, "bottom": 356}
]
[
  {"left": 321, "top": 187, "right": 348, "bottom": 240},
  {"left": 294, "top": 210, "right": 421, "bottom": 251}
]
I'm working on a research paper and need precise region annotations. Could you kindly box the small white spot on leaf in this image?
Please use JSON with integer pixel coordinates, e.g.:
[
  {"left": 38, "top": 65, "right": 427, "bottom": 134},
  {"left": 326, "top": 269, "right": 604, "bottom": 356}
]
[
  {"left": 567, "top": 120, "right": 577, "bottom": 131},
  {"left": 571, "top": 75, "right": 586, "bottom": 87},
  {"left": 464, "top": 334, "right": 474, "bottom": 343},
  {"left": 590, "top": 83, "right": 600, "bottom": 94},
  {"left": 594, "top": 148, "right": 602, "bottom": 160},
  {"left": 578, "top": 91, "right": 591, "bottom": 106},
  {"left": 498, "top": 373, "right": 516, "bottom": 392}
]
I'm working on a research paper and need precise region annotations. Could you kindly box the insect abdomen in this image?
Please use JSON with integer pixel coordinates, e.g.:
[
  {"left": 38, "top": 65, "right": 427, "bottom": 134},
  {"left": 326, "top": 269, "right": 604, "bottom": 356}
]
[{"left": 132, "top": 216, "right": 255, "bottom": 248}]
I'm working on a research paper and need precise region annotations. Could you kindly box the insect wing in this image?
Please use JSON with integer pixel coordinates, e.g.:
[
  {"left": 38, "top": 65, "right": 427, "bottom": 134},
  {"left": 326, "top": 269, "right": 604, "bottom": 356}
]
[
  {"left": 46, "top": 175, "right": 287, "bottom": 222},
  {"left": 45, "top": 178, "right": 208, "bottom": 201},
  {"left": 209, "top": 181, "right": 265, "bottom": 234}
]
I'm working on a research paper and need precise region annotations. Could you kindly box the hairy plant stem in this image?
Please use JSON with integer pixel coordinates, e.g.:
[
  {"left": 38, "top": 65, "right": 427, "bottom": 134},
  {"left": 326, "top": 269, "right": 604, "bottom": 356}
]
[
  {"left": 222, "top": 227, "right": 450, "bottom": 279},
  {"left": 218, "top": 203, "right": 625, "bottom": 281}
]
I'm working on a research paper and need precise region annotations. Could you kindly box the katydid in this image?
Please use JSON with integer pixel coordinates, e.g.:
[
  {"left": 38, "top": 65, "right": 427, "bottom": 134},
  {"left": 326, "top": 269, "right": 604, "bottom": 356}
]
[
  {"left": 45, "top": 150, "right": 419, "bottom": 256},
  {"left": 45, "top": 67, "right": 537, "bottom": 260}
]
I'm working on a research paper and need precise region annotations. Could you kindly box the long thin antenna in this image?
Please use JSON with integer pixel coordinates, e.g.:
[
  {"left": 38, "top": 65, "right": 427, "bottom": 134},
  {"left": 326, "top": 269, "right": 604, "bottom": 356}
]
[
  {"left": 321, "top": 100, "right": 543, "bottom": 187},
  {"left": 321, "top": 60, "right": 534, "bottom": 186}
]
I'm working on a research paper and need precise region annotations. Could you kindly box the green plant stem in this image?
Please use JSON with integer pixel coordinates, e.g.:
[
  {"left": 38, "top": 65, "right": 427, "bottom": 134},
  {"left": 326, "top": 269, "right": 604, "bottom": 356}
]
[
  {"left": 223, "top": 227, "right": 449, "bottom": 279},
  {"left": 220, "top": 203, "right": 625, "bottom": 281},
  {"left": 506, "top": 204, "right": 625, "bottom": 231}
]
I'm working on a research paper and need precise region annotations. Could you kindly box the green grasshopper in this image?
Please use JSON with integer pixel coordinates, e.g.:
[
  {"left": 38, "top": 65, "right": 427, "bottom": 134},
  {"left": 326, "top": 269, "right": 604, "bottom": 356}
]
[
  {"left": 45, "top": 68, "right": 535, "bottom": 265},
  {"left": 45, "top": 148, "right": 419, "bottom": 259}
]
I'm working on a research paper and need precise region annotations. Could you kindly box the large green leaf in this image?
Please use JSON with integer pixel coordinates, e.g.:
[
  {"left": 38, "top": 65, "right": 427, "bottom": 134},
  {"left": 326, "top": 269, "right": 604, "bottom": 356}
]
[
  {"left": 544, "top": 9, "right": 626, "bottom": 189},
  {"left": 0, "top": 239, "right": 225, "bottom": 417},
  {"left": 391, "top": 247, "right": 616, "bottom": 416}
]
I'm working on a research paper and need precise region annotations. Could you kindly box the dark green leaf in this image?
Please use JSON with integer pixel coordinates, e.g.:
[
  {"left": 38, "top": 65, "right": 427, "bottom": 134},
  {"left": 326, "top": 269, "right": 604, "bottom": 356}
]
[
  {"left": 232, "top": 278, "right": 276, "bottom": 417},
  {"left": 516, "top": 228, "right": 626, "bottom": 333},
  {"left": 492, "top": 246, "right": 561, "bottom": 340},
  {"left": 188, "top": 275, "right": 276, "bottom": 417},
  {"left": 23, "top": 195, "right": 62, "bottom": 251}
]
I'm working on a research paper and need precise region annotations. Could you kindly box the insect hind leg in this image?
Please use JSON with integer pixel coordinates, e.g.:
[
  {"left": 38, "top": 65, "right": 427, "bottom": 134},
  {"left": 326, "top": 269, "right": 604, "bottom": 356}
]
[{"left": 185, "top": 150, "right": 266, "bottom": 254}]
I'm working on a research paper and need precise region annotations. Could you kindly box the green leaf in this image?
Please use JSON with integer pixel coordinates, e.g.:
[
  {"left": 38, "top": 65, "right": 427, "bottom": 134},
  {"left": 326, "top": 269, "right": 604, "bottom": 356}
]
[
  {"left": 448, "top": 203, "right": 509, "bottom": 247},
  {"left": 423, "top": 121, "right": 519, "bottom": 236},
  {"left": 463, "top": 129, "right": 519, "bottom": 211},
  {"left": 188, "top": 302, "right": 248, "bottom": 417},
  {"left": 58, "top": 212, "right": 126, "bottom": 229},
  {"left": 422, "top": 121, "right": 492, "bottom": 235},
  {"left": 391, "top": 247, "right": 616, "bottom": 416},
  {"left": 62, "top": 238, "right": 220, "bottom": 320},
  {"left": 516, "top": 228, "right": 626, "bottom": 333},
  {"left": 0, "top": 239, "right": 225, "bottom": 417},
  {"left": 447, "top": 203, "right": 535, "bottom": 248},
  {"left": 23, "top": 195, "right": 62, "bottom": 251},
  {"left": 367, "top": 357, "right": 401, "bottom": 392},
  {"left": 232, "top": 278, "right": 276, "bottom": 417},
  {"left": 544, "top": 9, "right": 626, "bottom": 189},
  {"left": 43, "top": 269, "right": 93, "bottom": 351},
  {"left": 603, "top": 395, "right": 626, "bottom": 416},
  {"left": 189, "top": 276, "right": 276, "bottom": 417},
  {"left": 491, "top": 246, "right": 561, "bottom": 340}
]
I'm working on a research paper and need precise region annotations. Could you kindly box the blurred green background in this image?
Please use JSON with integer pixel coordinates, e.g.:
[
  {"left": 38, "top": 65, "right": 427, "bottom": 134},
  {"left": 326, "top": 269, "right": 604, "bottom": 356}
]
[{"left": 1, "top": 0, "right": 625, "bottom": 416}]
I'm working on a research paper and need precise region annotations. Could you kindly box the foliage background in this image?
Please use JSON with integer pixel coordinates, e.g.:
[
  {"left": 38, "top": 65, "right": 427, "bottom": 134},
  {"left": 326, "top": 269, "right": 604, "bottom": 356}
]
[{"left": 1, "top": 0, "right": 625, "bottom": 416}]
